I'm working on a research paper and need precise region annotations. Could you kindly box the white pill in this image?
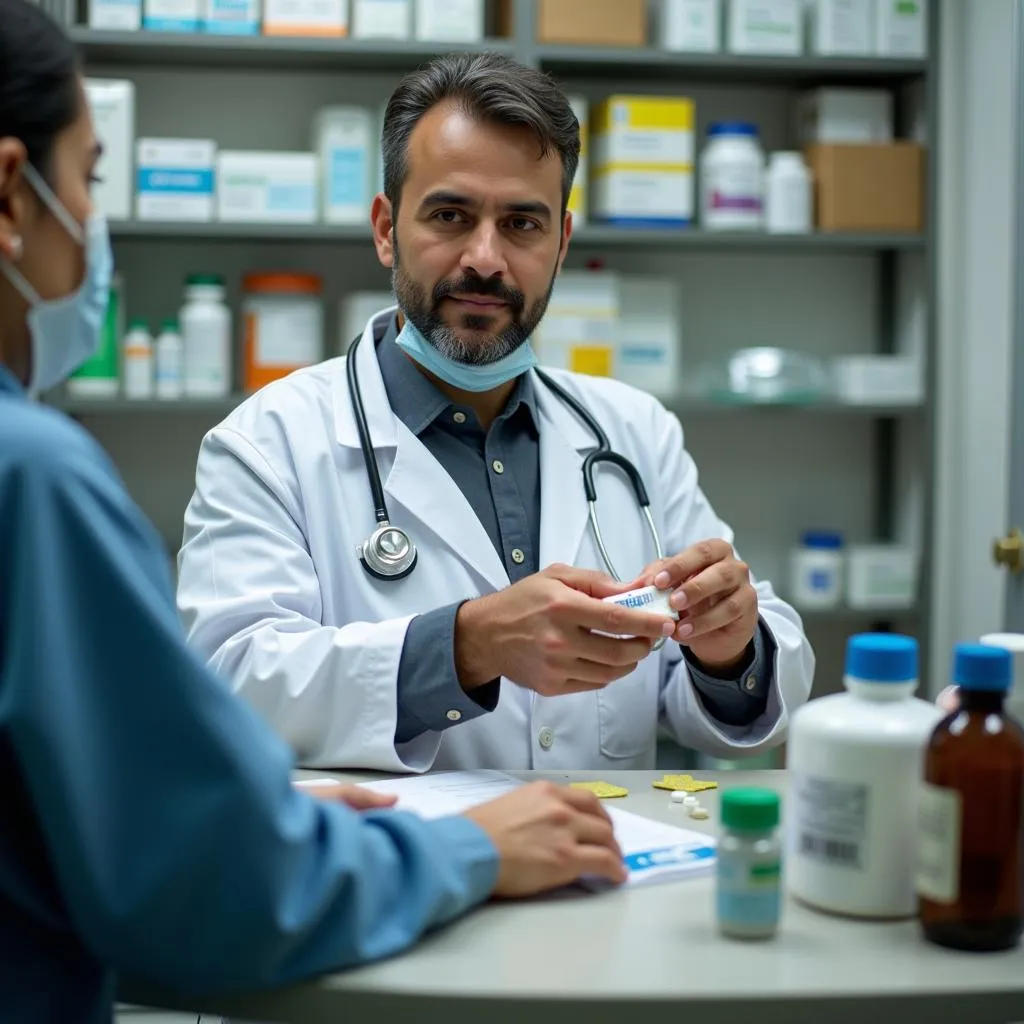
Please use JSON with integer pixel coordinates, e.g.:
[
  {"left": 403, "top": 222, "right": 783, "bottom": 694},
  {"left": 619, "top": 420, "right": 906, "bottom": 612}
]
[
  {"left": 683, "top": 795, "right": 698, "bottom": 808},
  {"left": 671, "top": 791, "right": 687, "bottom": 804},
  {"left": 689, "top": 807, "right": 710, "bottom": 821}
]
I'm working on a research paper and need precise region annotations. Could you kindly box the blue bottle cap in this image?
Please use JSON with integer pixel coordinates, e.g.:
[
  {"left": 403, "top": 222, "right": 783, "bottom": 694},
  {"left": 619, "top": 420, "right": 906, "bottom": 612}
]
[
  {"left": 953, "top": 643, "right": 1012, "bottom": 691},
  {"left": 707, "top": 121, "right": 759, "bottom": 137},
  {"left": 802, "top": 530, "right": 843, "bottom": 550},
  {"left": 845, "top": 633, "right": 918, "bottom": 683}
]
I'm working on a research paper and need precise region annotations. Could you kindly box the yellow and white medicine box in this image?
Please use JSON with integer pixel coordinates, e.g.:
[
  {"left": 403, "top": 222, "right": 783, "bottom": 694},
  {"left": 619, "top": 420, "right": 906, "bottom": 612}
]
[
  {"left": 591, "top": 95, "right": 695, "bottom": 227},
  {"left": 534, "top": 270, "right": 620, "bottom": 378},
  {"left": 567, "top": 95, "right": 588, "bottom": 226},
  {"left": 263, "top": 0, "right": 348, "bottom": 35}
]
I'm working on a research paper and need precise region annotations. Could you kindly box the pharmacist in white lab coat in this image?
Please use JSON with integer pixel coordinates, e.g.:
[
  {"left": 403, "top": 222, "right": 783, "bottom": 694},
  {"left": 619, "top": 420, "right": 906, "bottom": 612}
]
[{"left": 177, "top": 53, "right": 815, "bottom": 773}]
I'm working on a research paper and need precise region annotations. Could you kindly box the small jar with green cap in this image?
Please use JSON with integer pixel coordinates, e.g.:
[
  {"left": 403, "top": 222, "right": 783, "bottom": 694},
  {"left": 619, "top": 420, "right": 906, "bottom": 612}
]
[{"left": 716, "top": 787, "right": 782, "bottom": 940}]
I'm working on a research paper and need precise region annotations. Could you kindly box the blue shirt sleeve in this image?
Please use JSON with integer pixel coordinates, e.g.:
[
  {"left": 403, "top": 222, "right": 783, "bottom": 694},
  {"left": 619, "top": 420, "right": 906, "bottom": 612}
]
[
  {"left": 396, "top": 602, "right": 500, "bottom": 745},
  {"left": 0, "top": 410, "right": 498, "bottom": 996},
  {"left": 682, "top": 619, "right": 776, "bottom": 726}
]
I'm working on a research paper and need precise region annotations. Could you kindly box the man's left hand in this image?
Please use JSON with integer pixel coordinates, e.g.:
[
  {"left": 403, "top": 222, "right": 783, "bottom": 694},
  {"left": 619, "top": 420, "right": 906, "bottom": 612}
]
[{"left": 638, "top": 539, "right": 759, "bottom": 674}]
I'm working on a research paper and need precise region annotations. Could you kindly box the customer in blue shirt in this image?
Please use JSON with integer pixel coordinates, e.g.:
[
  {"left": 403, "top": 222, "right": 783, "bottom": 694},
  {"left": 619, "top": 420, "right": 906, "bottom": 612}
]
[{"left": 0, "top": 3, "right": 627, "bottom": 1020}]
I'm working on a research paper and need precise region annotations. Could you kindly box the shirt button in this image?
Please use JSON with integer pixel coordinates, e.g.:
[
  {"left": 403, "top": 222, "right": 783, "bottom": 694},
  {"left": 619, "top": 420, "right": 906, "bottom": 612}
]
[
  {"left": 453, "top": 411, "right": 467, "bottom": 424},
  {"left": 491, "top": 459, "right": 505, "bottom": 474},
  {"left": 511, "top": 548, "right": 525, "bottom": 565},
  {"left": 446, "top": 709, "right": 463, "bottom": 722},
  {"left": 538, "top": 727, "right": 554, "bottom": 750},
  {"left": 745, "top": 676, "right": 758, "bottom": 692}
]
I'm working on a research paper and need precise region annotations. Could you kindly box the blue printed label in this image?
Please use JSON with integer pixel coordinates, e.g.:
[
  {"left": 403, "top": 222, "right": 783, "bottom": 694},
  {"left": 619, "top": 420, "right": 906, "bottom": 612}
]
[
  {"left": 621, "top": 347, "right": 667, "bottom": 366},
  {"left": 810, "top": 569, "right": 833, "bottom": 591},
  {"left": 138, "top": 168, "right": 214, "bottom": 195},
  {"left": 143, "top": 16, "right": 200, "bottom": 29},
  {"left": 625, "top": 844, "right": 715, "bottom": 875},
  {"left": 717, "top": 858, "right": 781, "bottom": 927},
  {"left": 329, "top": 149, "right": 368, "bottom": 207}
]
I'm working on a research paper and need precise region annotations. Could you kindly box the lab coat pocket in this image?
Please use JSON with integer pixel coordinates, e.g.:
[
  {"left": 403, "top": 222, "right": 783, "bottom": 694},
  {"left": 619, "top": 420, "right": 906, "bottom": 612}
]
[{"left": 596, "top": 665, "right": 659, "bottom": 759}]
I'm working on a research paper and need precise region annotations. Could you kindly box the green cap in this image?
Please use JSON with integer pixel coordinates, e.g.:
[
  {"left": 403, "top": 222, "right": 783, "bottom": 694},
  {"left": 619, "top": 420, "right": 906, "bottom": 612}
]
[
  {"left": 721, "top": 788, "right": 780, "bottom": 831},
  {"left": 128, "top": 319, "right": 149, "bottom": 330},
  {"left": 186, "top": 273, "right": 224, "bottom": 286},
  {"left": 161, "top": 319, "right": 179, "bottom": 332}
]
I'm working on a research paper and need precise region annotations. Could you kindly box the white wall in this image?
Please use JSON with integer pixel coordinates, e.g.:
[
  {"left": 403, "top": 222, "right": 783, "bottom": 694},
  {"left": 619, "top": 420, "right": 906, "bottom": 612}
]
[{"left": 930, "top": 0, "right": 1020, "bottom": 691}]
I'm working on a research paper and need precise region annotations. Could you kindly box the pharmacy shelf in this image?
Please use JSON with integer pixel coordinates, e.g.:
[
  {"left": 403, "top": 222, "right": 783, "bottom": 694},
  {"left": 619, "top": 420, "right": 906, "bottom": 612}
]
[
  {"left": 71, "top": 27, "right": 515, "bottom": 70},
  {"left": 533, "top": 47, "right": 929, "bottom": 85},
  {"left": 55, "top": 395, "right": 923, "bottom": 418},
  {"left": 107, "top": 220, "right": 926, "bottom": 251}
]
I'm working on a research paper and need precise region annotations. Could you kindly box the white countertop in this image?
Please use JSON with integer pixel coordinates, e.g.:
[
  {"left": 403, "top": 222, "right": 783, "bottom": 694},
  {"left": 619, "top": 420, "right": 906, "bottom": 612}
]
[{"left": 127, "top": 770, "right": 1024, "bottom": 1024}]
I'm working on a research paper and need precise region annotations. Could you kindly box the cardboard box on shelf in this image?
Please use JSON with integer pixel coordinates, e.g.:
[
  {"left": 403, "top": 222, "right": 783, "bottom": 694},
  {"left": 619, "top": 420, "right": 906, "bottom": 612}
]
[
  {"left": 499, "top": 0, "right": 647, "bottom": 46},
  {"left": 805, "top": 142, "right": 924, "bottom": 232}
]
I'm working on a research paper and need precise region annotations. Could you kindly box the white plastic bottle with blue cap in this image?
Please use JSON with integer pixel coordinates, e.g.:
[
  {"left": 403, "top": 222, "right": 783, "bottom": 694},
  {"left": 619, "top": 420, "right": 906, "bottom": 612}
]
[{"left": 786, "top": 633, "right": 944, "bottom": 918}]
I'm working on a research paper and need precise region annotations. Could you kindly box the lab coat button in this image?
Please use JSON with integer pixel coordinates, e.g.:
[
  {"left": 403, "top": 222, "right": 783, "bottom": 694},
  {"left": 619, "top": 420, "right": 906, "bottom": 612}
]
[
  {"left": 511, "top": 548, "right": 525, "bottom": 565},
  {"left": 538, "top": 727, "right": 554, "bottom": 750},
  {"left": 446, "top": 709, "right": 463, "bottom": 722}
]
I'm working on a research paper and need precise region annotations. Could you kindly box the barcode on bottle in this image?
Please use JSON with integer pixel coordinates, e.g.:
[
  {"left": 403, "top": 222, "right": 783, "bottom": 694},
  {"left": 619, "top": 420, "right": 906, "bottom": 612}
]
[{"left": 799, "top": 832, "right": 862, "bottom": 867}]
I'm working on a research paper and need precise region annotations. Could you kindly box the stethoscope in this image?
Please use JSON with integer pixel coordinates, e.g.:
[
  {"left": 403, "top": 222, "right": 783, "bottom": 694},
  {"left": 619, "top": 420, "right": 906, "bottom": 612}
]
[{"left": 347, "top": 327, "right": 664, "bottom": 583}]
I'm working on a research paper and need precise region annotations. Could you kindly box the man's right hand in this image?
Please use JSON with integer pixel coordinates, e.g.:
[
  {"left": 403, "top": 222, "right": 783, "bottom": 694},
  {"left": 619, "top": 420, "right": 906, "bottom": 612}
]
[
  {"left": 464, "top": 781, "right": 627, "bottom": 896},
  {"left": 454, "top": 564, "right": 676, "bottom": 695}
]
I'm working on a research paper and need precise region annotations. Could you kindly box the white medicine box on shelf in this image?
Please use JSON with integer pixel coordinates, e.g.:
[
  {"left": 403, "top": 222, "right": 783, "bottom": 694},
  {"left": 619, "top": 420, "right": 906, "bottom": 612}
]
[
  {"left": 657, "top": 0, "right": 721, "bottom": 53},
  {"left": 728, "top": 0, "right": 802, "bottom": 55},
  {"left": 314, "top": 107, "right": 374, "bottom": 225},
  {"left": 353, "top": 0, "right": 412, "bottom": 37},
  {"left": 263, "top": 0, "right": 349, "bottom": 35},
  {"left": 846, "top": 545, "right": 918, "bottom": 610},
  {"left": 534, "top": 270, "right": 621, "bottom": 379},
  {"left": 83, "top": 79, "right": 135, "bottom": 222},
  {"left": 414, "top": 0, "right": 484, "bottom": 41},
  {"left": 143, "top": 0, "right": 201, "bottom": 31},
  {"left": 218, "top": 151, "right": 319, "bottom": 224},
  {"left": 807, "top": 0, "right": 872, "bottom": 56},
  {"left": 136, "top": 138, "right": 216, "bottom": 222},
  {"left": 89, "top": 0, "right": 142, "bottom": 29},
  {"left": 795, "top": 88, "right": 893, "bottom": 144},
  {"left": 340, "top": 292, "right": 395, "bottom": 353},
  {"left": 875, "top": 0, "right": 927, "bottom": 57},
  {"left": 617, "top": 277, "right": 681, "bottom": 398},
  {"left": 832, "top": 355, "right": 923, "bottom": 405}
]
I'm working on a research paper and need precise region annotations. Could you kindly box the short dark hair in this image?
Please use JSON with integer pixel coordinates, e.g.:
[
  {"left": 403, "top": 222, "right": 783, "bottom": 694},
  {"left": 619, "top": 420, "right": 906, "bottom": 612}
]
[
  {"left": 0, "top": 0, "right": 80, "bottom": 183},
  {"left": 382, "top": 53, "right": 580, "bottom": 215}
]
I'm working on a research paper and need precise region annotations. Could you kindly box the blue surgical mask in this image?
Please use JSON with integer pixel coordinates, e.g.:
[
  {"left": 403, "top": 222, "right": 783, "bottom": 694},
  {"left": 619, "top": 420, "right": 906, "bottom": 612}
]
[
  {"left": 1, "top": 163, "right": 113, "bottom": 396},
  {"left": 395, "top": 317, "right": 537, "bottom": 393}
]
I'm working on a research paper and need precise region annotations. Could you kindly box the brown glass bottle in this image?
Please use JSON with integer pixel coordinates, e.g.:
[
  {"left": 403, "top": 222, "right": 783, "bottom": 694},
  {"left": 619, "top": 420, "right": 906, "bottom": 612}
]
[{"left": 917, "top": 644, "right": 1024, "bottom": 952}]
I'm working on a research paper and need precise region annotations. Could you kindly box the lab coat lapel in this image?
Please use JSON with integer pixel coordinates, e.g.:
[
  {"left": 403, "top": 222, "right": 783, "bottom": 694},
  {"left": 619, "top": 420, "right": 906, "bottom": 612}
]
[
  {"left": 535, "top": 372, "right": 595, "bottom": 572},
  {"left": 335, "top": 310, "right": 508, "bottom": 594}
]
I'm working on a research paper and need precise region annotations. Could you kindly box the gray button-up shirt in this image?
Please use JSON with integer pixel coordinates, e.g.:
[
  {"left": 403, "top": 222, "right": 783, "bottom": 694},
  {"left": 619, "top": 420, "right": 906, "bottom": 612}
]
[{"left": 374, "top": 319, "right": 774, "bottom": 745}]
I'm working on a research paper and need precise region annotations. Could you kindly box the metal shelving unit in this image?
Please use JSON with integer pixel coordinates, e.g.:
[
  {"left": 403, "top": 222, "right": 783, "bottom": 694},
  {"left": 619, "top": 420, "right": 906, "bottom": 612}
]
[{"left": 69, "top": 1, "right": 940, "bottom": 708}]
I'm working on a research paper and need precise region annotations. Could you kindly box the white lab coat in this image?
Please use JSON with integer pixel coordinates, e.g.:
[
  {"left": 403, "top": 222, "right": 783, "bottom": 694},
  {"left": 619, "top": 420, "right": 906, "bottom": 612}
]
[{"left": 178, "top": 309, "right": 814, "bottom": 773}]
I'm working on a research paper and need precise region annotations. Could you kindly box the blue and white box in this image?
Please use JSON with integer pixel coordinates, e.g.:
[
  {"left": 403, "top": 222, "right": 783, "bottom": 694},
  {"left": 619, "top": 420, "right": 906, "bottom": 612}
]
[
  {"left": 202, "top": 0, "right": 261, "bottom": 32},
  {"left": 314, "top": 107, "right": 373, "bottom": 225},
  {"left": 143, "top": 0, "right": 201, "bottom": 30},
  {"left": 136, "top": 139, "right": 216, "bottom": 222},
  {"left": 217, "top": 151, "right": 319, "bottom": 224}
]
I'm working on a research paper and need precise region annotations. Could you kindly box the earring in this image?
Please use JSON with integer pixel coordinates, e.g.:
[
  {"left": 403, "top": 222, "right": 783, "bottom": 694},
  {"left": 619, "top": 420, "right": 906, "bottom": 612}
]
[{"left": 9, "top": 235, "right": 23, "bottom": 261}]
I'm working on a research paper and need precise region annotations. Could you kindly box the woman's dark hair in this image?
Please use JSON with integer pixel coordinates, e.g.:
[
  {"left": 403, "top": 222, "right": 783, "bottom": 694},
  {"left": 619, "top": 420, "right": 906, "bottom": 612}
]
[
  {"left": 0, "top": 0, "right": 80, "bottom": 182},
  {"left": 382, "top": 53, "right": 580, "bottom": 215}
]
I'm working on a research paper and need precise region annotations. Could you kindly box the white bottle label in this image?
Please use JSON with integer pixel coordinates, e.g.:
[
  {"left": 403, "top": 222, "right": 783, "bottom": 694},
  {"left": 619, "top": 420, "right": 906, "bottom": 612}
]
[
  {"left": 793, "top": 774, "right": 868, "bottom": 870},
  {"left": 915, "top": 782, "right": 961, "bottom": 904}
]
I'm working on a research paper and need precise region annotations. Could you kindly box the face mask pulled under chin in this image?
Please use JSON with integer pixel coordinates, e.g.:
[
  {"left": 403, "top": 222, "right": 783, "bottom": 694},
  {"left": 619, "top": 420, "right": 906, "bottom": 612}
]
[{"left": 0, "top": 164, "right": 113, "bottom": 397}]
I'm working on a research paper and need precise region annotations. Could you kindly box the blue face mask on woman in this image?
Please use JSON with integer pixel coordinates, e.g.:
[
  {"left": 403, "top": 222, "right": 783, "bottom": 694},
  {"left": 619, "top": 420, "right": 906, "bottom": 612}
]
[{"left": 1, "top": 162, "right": 113, "bottom": 396}]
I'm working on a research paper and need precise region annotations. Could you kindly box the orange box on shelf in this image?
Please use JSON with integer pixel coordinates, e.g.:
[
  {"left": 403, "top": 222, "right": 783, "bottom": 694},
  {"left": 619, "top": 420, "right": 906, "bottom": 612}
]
[
  {"left": 262, "top": 0, "right": 349, "bottom": 36},
  {"left": 499, "top": 0, "right": 647, "bottom": 46},
  {"left": 243, "top": 273, "right": 324, "bottom": 392},
  {"left": 805, "top": 142, "right": 925, "bottom": 233}
]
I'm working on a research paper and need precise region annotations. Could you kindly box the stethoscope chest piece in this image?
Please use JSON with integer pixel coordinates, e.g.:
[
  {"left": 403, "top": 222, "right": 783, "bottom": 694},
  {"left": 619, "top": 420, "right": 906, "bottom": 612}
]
[{"left": 358, "top": 521, "right": 418, "bottom": 581}]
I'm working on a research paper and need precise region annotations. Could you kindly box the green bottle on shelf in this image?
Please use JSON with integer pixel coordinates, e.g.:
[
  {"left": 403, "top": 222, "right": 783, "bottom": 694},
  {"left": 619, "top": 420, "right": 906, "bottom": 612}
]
[{"left": 67, "top": 273, "right": 122, "bottom": 398}]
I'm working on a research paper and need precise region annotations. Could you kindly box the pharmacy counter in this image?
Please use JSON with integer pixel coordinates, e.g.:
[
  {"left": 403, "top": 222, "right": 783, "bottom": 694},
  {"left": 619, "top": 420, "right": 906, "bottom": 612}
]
[{"left": 124, "top": 770, "right": 1024, "bottom": 1024}]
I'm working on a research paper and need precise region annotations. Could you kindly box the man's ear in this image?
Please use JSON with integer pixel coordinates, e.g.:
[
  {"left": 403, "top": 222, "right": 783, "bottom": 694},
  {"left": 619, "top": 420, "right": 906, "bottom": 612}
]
[
  {"left": 0, "top": 138, "right": 29, "bottom": 263},
  {"left": 370, "top": 193, "right": 395, "bottom": 269}
]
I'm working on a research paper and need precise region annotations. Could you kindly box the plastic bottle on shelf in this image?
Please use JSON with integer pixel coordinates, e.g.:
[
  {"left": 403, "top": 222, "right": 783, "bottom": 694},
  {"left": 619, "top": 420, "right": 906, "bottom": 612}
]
[
  {"left": 917, "top": 644, "right": 1024, "bottom": 952},
  {"left": 122, "top": 320, "right": 153, "bottom": 400},
  {"left": 789, "top": 530, "right": 843, "bottom": 609},
  {"left": 700, "top": 122, "right": 764, "bottom": 231},
  {"left": 155, "top": 320, "right": 184, "bottom": 400},
  {"left": 786, "top": 633, "right": 944, "bottom": 919},
  {"left": 180, "top": 274, "right": 232, "bottom": 398},
  {"left": 765, "top": 151, "right": 812, "bottom": 234}
]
